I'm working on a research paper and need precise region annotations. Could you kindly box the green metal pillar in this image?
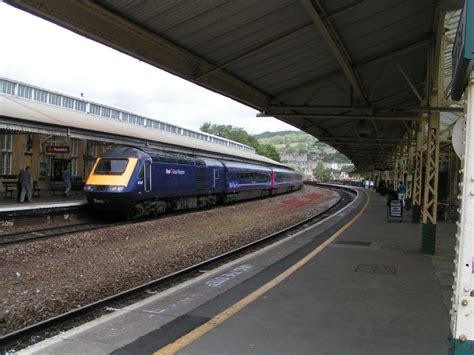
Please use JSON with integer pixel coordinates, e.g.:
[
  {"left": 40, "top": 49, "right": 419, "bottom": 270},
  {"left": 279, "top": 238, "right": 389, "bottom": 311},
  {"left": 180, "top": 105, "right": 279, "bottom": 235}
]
[{"left": 412, "top": 122, "right": 424, "bottom": 223}]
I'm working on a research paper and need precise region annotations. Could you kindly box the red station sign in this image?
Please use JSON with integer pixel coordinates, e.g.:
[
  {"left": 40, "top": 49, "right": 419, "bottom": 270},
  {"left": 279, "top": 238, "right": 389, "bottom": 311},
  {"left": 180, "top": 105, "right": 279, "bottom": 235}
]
[{"left": 46, "top": 146, "right": 70, "bottom": 153}]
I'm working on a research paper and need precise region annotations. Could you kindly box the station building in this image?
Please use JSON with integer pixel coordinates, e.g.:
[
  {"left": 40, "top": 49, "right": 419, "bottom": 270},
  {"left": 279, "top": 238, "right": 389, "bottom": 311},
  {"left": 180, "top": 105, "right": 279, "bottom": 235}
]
[{"left": 0, "top": 77, "right": 269, "bottom": 195}]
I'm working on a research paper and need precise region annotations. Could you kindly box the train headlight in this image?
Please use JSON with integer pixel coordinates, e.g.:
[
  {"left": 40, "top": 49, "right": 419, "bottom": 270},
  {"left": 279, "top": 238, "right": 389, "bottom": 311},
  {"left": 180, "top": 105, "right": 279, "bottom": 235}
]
[
  {"left": 84, "top": 185, "right": 95, "bottom": 192},
  {"left": 107, "top": 185, "right": 126, "bottom": 192}
]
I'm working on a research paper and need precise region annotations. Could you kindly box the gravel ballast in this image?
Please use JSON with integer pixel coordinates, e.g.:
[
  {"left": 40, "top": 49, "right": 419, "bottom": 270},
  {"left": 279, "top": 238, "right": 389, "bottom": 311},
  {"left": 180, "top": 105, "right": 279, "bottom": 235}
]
[{"left": 0, "top": 185, "right": 339, "bottom": 335}]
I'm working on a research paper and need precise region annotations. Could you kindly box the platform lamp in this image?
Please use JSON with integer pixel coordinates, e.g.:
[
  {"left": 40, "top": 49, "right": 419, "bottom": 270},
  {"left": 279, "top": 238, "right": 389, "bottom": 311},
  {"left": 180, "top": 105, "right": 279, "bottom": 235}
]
[
  {"left": 25, "top": 135, "right": 33, "bottom": 155},
  {"left": 355, "top": 119, "right": 370, "bottom": 138}
]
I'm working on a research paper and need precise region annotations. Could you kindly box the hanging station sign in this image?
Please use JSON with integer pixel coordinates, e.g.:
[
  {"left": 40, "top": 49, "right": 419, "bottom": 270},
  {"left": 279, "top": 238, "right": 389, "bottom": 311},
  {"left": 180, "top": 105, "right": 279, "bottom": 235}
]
[
  {"left": 46, "top": 146, "right": 69, "bottom": 154},
  {"left": 452, "top": 0, "right": 474, "bottom": 100}
]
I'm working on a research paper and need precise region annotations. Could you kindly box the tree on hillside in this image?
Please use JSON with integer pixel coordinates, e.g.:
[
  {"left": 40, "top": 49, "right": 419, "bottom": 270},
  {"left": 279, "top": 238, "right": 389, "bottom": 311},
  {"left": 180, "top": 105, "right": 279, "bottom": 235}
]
[
  {"left": 256, "top": 144, "right": 280, "bottom": 161},
  {"left": 200, "top": 122, "right": 281, "bottom": 162},
  {"left": 313, "top": 161, "right": 331, "bottom": 182}
]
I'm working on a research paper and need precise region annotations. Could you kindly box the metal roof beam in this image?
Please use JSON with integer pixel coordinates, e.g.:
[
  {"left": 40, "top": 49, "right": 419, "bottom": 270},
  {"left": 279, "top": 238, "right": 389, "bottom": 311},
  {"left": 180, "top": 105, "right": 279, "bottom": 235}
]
[
  {"left": 267, "top": 105, "right": 463, "bottom": 113},
  {"left": 300, "top": 0, "right": 367, "bottom": 103},
  {"left": 257, "top": 113, "right": 424, "bottom": 121},
  {"left": 320, "top": 136, "right": 413, "bottom": 142},
  {"left": 322, "top": 140, "right": 411, "bottom": 146},
  {"left": 393, "top": 59, "right": 424, "bottom": 104},
  {"left": 346, "top": 151, "right": 399, "bottom": 156}
]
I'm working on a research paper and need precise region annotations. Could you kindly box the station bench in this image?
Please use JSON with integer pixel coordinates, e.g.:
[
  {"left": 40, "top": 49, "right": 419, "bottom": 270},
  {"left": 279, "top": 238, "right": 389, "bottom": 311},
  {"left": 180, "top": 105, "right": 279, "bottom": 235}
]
[
  {"left": 2, "top": 180, "right": 40, "bottom": 198},
  {"left": 49, "top": 181, "right": 67, "bottom": 196},
  {"left": 2, "top": 180, "right": 17, "bottom": 198}
]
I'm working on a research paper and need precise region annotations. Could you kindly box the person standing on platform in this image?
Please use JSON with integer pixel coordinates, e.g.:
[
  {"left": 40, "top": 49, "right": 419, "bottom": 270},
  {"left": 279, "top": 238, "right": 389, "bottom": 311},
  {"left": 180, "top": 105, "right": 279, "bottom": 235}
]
[
  {"left": 17, "top": 168, "right": 23, "bottom": 202},
  {"left": 397, "top": 181, "right": 406, "bottom": 206},
  {"left": 62, "top": 165, "right": 73, "bottom": 197},
  {"left": 19, "top": 166, "right": 32, "bottom": 203}
]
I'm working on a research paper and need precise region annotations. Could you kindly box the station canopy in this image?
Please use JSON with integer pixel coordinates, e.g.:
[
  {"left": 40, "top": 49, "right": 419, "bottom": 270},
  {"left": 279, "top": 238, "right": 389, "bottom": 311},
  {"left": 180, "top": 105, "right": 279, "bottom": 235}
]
[{"left": 5, "top": 0, "right": 464, "bottom": 169}]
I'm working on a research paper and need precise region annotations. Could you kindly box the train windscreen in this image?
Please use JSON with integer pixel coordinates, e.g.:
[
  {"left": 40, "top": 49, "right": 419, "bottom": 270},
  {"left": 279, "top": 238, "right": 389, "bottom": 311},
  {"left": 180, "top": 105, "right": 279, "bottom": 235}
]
[{"left": 94, "top": 159, "right": 128, "bottom": 175}]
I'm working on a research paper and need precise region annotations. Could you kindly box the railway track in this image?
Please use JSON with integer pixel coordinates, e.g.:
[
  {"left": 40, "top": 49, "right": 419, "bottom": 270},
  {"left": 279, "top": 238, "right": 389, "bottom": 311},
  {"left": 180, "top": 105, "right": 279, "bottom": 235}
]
[
  {"left": 0, "top": 184, "right": 357, "bottom": 351},
  {"left": 0, "top": 221, "right": 119, "bottom": 245}
]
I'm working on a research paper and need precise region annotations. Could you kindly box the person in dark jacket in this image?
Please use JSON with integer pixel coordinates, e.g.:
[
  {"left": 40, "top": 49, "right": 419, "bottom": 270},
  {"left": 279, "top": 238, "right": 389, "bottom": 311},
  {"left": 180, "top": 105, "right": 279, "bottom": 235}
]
[
  {"left": 17, "top": 168, "right": 23, "bottom": 202},
  {"left": 19, "top": 166, "right": 33, "bottom": 203},
  {"left": 386, "top": 184, "right": 399, "bottom": 207},
  {"left": 62, "top": 165, "right": 73, "bottom": 197}
]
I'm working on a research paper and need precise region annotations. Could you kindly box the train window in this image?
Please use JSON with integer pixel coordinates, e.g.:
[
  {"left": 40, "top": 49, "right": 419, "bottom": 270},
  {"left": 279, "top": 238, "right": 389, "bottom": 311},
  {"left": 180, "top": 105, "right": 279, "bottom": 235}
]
[{"left": 94, "top": 159, "right": 128, "bottom": 175}]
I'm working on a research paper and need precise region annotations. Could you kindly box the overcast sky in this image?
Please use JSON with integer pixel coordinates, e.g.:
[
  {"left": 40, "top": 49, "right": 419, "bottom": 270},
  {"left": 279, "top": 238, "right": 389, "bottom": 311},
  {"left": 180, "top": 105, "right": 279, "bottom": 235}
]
[{"left": 0, "top": 3, "right": 297, "bottom": 134}]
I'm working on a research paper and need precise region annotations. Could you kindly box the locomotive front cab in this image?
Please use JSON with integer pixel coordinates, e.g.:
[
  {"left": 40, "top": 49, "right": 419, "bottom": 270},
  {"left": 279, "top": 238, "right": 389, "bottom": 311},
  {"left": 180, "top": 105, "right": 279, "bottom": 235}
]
[
  {"left": 83, "top": 147, "right": 150, "bottom": 212},
  {"left": 84, "top": 157, "right": 137, "bottom": 202}
]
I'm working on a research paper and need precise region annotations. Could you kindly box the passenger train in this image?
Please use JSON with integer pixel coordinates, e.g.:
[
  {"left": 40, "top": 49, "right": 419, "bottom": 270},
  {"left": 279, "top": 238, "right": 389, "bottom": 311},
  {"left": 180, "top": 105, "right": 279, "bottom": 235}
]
[{"left": 84, "top": 146, "right": 303, "bottom": 219}]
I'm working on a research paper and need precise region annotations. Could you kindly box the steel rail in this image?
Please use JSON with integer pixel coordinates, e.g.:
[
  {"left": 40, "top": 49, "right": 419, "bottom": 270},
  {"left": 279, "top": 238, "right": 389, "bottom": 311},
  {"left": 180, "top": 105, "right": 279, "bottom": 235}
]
[{"left": 0, "top": 221, "right": 121, "bottom": 245}]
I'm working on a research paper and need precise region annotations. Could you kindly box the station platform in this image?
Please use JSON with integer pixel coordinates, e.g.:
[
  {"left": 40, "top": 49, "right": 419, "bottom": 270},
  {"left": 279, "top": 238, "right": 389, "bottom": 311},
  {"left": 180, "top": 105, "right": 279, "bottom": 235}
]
[
  {"left": 19, "top": 188, "right": 455, "bottom": 355},
  {"left": 0, "top": 192, "right": 87, "bottom": 217}
]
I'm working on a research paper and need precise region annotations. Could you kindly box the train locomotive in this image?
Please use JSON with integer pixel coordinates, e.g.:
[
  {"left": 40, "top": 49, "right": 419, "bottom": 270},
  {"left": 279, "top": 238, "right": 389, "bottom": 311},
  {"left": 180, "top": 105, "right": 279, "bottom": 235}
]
[{"left": 84, "top": 146, "right": 303, "bottom": 219}]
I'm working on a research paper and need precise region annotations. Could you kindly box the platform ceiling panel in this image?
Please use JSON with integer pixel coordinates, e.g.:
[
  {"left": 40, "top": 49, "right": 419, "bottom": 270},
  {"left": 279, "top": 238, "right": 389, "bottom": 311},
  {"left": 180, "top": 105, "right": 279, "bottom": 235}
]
[
  {"left": 332, "top": 0, "right": 435, "bottom": 63},
  {"left": 5, "top": 0, "right": 463, "bottom": 169}
]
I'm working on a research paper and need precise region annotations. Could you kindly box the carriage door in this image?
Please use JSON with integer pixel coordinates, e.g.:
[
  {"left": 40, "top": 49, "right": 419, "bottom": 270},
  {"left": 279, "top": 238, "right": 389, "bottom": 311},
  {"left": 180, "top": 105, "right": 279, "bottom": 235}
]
[
  {"left": 213, "top": 168, "right": 220, "bottom": 188},
  {"left": 144, "top": 162, "right": 152, "bottom": 192}
]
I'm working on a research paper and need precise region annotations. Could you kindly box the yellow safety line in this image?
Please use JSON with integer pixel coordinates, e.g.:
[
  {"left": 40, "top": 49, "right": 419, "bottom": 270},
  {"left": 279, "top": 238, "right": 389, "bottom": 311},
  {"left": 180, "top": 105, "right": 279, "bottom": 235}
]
[{"left": 155, "top": 192, "right": 370, "bottom": 355}]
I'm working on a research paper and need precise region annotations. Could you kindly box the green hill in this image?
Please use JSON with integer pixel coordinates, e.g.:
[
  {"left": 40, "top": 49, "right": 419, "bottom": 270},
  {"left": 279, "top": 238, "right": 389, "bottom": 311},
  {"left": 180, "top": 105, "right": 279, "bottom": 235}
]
[{"left": 256, "top": 130, "right": 350, "bottom": 163}]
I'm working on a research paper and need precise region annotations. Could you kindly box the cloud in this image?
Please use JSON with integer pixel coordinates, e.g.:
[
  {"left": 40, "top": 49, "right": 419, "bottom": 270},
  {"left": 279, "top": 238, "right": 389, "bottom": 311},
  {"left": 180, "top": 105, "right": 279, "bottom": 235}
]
[{"left": 0, "top": 3, "right": 297, "bottom": 134}]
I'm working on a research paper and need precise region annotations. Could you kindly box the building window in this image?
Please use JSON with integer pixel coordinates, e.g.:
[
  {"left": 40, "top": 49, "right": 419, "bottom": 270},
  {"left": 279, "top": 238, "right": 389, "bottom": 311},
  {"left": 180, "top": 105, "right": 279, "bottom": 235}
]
[
  {"left": 18, "top": 85, "right": 32, "bottom": 99},
  {"left": 34, "top": 89, "right": 48, "bottom": 102},
  {"left": 127, "top": 114, "right": 135, "bottom": 124},
  {"left": 75, "top": 100, "right": 86, "bottom": 112},
  {"left": 63, "top": 97, "right": 74, "bottom": 109},
  {"left": 111, "top": 109, "right": 120, "bottom": 120},
  {"left": 90, "top": 144, "right": 98, "bottom": 158},
  {"left": 49, "top": 93, "right": 62, "bottom": 106},
  {"left": 0, "top": 134, "right": 13, "bottom": 175},
  {"left": 101, "top": 107, "right": 111, "bottom": 117},
  {"left": 90, "top": 104, "right": 101, "bottom": 115},
  {"left": 0, "top": 80, "right": 16, "bottom": 95}
]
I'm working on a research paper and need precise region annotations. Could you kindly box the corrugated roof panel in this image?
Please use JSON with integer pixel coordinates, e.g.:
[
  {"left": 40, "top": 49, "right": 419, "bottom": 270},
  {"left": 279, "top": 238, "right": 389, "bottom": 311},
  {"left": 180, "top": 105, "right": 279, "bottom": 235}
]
[
  {"left": 165, "top": 1, "right": 297, "bottom": 45},
  {"left": 229, "top": 42, "right": 338, "bottom": 93},
  {"left": 194, "top": 11, "right": 309, "bottom": 64},
  {"left": 334, "top": 1, "right": 432, "bottom": 62},
  {"left": 99, "top": 0, "right": 227, "bottom": 34}
]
